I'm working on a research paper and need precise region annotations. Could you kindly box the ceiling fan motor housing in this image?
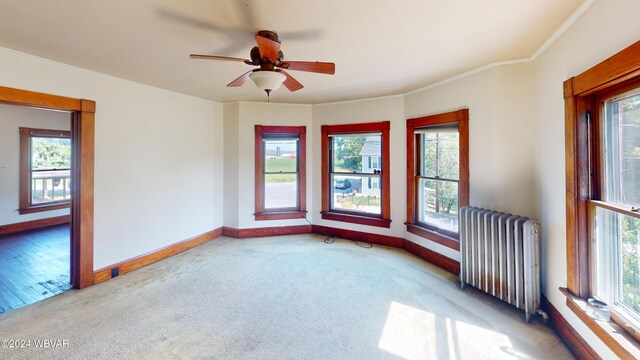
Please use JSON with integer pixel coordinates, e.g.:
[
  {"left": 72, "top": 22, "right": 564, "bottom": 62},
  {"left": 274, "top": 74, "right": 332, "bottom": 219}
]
[{"left": 256, "top": 30, "right": 279, "bottom": 43}]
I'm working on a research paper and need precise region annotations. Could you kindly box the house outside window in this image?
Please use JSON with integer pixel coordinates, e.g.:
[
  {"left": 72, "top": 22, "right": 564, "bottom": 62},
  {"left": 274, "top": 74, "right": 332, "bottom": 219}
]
[
  {"left": 360, "top": 138, "right": 381, "bottom": 196},
  {"left": 19, "top": 127, "right": 71, "bottom": 214}
]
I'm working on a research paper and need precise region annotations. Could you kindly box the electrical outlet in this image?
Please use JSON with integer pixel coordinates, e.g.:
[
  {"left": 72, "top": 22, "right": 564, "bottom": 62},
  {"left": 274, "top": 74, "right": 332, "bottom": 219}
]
[{"left": 111, "top": 267, "right": 119, "bottom": 278}]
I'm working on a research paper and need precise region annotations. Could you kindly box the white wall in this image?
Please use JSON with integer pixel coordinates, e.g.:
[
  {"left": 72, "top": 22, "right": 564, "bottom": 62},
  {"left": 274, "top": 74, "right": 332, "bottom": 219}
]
[
  {"left": 404, "top": 63, "right": 536, "bottom": 259},
  {"left": 225, "top": 102, "right": 314, "bottom": 229},
  {"left": 0, "top": 47, "right": 224, "bottom": 270},
  {"left": 223, "top": 103, "right": 240, "bottom": 228},
  {"left": 533, "top": 0, "right": 640, "bottom": 358},
  {"left": 0, "top": 104, "right": 71, "bottom": 225},
  {"left": 405, "top": 63, "right": 536, "bottom": 217}
]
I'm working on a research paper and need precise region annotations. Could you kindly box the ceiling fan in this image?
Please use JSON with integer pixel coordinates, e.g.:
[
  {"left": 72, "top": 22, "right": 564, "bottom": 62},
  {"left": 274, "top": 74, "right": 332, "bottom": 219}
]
[{"left": 190, "top": 30, "right": 335, "bottom": 99}]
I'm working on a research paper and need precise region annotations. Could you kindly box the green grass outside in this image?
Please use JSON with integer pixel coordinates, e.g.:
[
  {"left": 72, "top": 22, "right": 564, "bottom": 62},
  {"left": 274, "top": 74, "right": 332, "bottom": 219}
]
[{"left": 265, "top": 158, "right": 297, "bottom": 183}]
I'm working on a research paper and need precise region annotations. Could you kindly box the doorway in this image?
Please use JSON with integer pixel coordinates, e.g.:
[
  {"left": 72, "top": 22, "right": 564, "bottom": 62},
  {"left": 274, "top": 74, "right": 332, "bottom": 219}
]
[
  {"left": 0, "top": 104, "right": 73, "bottom": 312},
  {"left": 0, "top": 86, "right": 95, "bottom": 313}
]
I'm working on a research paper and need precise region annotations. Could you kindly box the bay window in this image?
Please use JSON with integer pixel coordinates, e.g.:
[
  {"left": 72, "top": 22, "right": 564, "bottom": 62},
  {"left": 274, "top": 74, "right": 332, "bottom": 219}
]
[
  {"left": 321, "top": 121, "right": 391, "bottom": 228},
  {"left": 406, "top": 109, "right": 469, "bottom": 249},
  {"left": 254, "top": 125, "right": 307, "bottom": 220},
  {"left": 590, "top": 85, "right": 640, "bottom": 337},
  {"left": 564, "top": 40, "right": 640, "bottom": 356}
]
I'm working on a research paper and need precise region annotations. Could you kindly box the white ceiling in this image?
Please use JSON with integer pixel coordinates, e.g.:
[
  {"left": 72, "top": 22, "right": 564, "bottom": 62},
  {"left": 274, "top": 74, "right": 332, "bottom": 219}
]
[{"left": 0, "top": 0, "right": 582, "bottom": 104}]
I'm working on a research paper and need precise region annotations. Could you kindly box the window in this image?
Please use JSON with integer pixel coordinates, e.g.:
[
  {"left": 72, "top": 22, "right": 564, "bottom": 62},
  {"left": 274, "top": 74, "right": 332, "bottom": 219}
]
[
  {"left": 254, "top": 125, "right": 306, "bottom": 220},
  {"left": 593, "top": 88, "right": 640, "bottom": 325},
  {"left": 406, "top": 110, "right": 469, "bottom": 249},
  {"left": 321, "top": 121, "right": 390, "bottom": 228},
  {"left": 371, "top": 156, "right": 379, "bottom": 169},
  {"left": 19, "top": 127, "right": 71, "bottom": 214},
  {"left": 586, "top": 82, "right": 640, "bottom": 338},
  {"left": 564, "top": 40, "right": 640, "bottom": 355}
]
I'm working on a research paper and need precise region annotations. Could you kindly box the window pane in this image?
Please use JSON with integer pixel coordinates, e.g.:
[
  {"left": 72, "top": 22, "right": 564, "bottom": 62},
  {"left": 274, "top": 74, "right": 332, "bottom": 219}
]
[
  {"left": 418, "top": 178, "right": 459, "bottom": 232},
  {"left": 421, "top": 132, "right": 459, "bottom": 179},
  {"left": 30, "top": 136, "right": 71, "bottom": 205},
  {"left": 331, "top": 174, "right": 380, "bottom": 214},
  {"left": 604, "top": 92, "right": 640, "bottom": 206},
  {"left": 265, "top": 140, "right": 297, "bottom": 173},
  {"left": 332, "top": 135, "right": 380, "bottom": 174},
  {"left": 31, "top": 137, "right": 71, "bottom": 170},
  {"left": 264, "top": 173, "right": 297, "bottom": 209},
  {"left": 594, "top": 206, "right": 640, "bottom": 318}
]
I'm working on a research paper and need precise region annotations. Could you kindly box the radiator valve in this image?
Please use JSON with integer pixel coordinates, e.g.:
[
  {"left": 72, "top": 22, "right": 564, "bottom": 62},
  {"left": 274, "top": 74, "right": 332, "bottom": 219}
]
[{"left": 537, "top": 309, "right": 549, "bottom": 323}]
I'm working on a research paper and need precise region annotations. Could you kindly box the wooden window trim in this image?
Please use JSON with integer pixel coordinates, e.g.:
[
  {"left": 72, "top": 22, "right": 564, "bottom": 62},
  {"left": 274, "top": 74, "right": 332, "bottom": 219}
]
[
  {"left": 560, "top": 287, "right": 640, "bottom": 359},
  {"left": 565, "top": 40, "right": 640, "bottom": 356},
  {"left": 321, "top": 121, "right": 391, "bottom": 228},
  {"left": 405, "top": 109, "right": 469, "bottom": 250},
  {"left": 19, "top": 127, "right": 72, "bottom": 214},
  {"left": 254, "top": 125, "right": 307, "bottom": 221},
  {"left": 0, "top": 86, "right": 95, "bottom": 289}
]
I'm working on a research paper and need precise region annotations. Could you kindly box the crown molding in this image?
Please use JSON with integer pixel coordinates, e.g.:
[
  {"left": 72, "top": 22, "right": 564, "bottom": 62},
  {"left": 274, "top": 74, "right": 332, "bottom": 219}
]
[
  {"left": 313, "top": 93, "right": 404, "bottom": 107},
  {"left": 318, "top": 0, "right": 596, "bottom": 105},
  {"left": 224, "top": 100, "right": 313, "bottom": 108}
]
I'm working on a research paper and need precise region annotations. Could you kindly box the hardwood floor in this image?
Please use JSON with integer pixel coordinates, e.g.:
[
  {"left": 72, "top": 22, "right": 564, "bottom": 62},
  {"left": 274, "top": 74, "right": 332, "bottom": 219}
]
[{"left": 0, "top": 224, "right": 70, "bottom": 313}]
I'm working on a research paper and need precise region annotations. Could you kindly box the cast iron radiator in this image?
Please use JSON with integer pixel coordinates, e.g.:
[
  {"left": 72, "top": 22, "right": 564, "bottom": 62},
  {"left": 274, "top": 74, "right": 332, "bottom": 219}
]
[{"left": 459, "top": 206, "right": 541, "bottom": 322}]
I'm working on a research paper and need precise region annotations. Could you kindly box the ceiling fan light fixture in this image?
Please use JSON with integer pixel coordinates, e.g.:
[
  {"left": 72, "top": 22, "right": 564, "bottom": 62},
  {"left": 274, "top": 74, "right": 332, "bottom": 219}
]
[{"left": 249, "top": 71, "right": 286, "bottom": 92}]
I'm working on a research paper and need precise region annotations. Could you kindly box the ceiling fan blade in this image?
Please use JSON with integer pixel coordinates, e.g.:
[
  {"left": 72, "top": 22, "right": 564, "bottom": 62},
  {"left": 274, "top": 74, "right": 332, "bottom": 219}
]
[
  {"left": 279, "top": 61, "right": 335, "bottom": 75},
  {"left": 278, "top": 29, "right": 321, "bottom": 41},
  {"left": 227, "top": 70, "right": 254, "bottom": 87},
  {"left": 276, "top": 69, "right": 304, "bottom": 92},
  {"left": 255, "top": 34, "right": 281, "bottom": 62},
  {"left": 157, "top": 8, "right": 228, "bottom": 33},
  {"left": 190, "top": 54, "right": 251, "bottom": 63}
]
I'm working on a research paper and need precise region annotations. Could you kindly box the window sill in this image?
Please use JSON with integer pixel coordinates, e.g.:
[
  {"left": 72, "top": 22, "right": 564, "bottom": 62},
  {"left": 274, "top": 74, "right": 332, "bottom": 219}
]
[
  {"left": 559, "top": 287, "right": 640, "bottom": 359},
  {"left": 321, "top": 211, "right": 391, "bottom": 228},
  {"left": 19, "top": 202, "right": 70, "bottom": 215},
  {"left": 254, "top": 211, "right": 307, "bottom": 221},
  {"left": 405, "top": 223, "right": 460, "bottom": 251}
]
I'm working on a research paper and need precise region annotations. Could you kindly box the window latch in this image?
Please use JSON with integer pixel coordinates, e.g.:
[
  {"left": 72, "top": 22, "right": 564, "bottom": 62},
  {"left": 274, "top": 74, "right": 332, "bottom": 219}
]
[{"left": 632, "top": 207, "right": 640, "bottom": 213}]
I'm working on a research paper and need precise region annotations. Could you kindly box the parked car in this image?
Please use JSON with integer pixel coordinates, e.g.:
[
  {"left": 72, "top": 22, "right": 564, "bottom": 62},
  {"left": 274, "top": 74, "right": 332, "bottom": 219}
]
[{"left": 334, "top": 179, "right": 351, "bottom": 189}]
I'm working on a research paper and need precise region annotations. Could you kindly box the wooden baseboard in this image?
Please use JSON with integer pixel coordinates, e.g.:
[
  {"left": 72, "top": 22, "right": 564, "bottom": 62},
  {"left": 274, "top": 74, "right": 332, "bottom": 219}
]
[
  {"left": 222, "top": 225, "right": 456, "bottom": 276},
  {"left": 542, "top": 296, "right": 601, "bottom": 360},
  {"left": 222, "top": 225, "right": 311, "bottom": 238},
  {"left": 402, "top": 240, "right": 460, "bottom": 275},
  {"left": 311, "top": 225, "right": 403, "bottom": 247},
  {"left": 93, "top": 227, "right": 223, "bottom": 284},
  {"left": 0, "top": 215, "right": 70, "bottom": 236}
]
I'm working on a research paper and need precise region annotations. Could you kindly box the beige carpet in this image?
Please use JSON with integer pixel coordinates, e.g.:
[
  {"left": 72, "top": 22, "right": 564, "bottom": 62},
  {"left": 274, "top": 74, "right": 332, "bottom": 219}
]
[{"left": 0, "top": 234, "right": 573, "bottom": 359}]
